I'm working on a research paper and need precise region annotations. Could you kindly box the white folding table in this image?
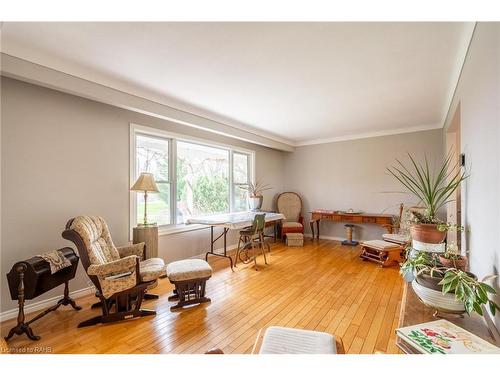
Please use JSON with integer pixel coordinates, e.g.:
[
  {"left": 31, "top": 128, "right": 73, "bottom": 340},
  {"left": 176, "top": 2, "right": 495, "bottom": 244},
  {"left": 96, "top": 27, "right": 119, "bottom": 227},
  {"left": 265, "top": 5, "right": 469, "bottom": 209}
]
[{"left": 186, "top": 211, "right": 285, "bottom": 269}]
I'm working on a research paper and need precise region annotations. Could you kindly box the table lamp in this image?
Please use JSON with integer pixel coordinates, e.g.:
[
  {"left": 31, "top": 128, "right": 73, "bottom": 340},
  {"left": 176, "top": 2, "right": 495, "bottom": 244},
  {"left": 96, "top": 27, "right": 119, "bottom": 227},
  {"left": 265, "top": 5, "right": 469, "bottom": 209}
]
[{"left": 130, "top": 172, "right": 159, "bottom": 226}]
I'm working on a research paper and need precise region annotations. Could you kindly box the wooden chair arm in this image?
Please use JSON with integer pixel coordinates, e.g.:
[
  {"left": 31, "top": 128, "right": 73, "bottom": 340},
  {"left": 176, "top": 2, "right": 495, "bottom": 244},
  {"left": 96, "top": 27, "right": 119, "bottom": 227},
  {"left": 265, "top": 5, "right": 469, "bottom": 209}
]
[{"left": 87, "top": 255, "right": 138, "bottom": 277}]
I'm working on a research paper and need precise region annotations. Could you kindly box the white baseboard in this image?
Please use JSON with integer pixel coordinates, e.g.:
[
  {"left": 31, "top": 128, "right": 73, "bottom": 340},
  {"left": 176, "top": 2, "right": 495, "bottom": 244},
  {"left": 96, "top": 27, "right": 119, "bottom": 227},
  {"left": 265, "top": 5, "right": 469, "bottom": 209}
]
[
  {"left": 190, "top": 243, "right": 239, "bottom": 260},
  {"left": 0, "top": 237, "right": 351, "bottom": 322},
  {"left": 303, "top": 233, "right": 345, "bottom": 242},
  {"left": 0, "top": 243, "right": 239, "bottom": 322},
  {"left": 0, "top": 286, "right": 95, "bottom": 323}
]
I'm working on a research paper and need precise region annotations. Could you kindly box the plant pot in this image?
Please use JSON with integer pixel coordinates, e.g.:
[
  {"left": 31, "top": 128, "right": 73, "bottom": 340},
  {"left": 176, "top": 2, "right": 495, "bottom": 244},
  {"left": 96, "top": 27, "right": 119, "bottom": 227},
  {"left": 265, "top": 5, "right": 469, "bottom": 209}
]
[
  {"left": 438, "top": 255, "right": 468, "bottom": 271},
  {"left": 410, "top": 223, "right": 446, "bottom": 253},
  {"left": 249, "top": 195, "right": 263, "bottom": 211},
  {"left": 415, "top": 272, "right": 444, "bottom": 291},
  {"left": 410, "top": 223, "right": 447, "bottom": 244},
  {"left": 411, "top": 280, "right": 466, "bottom": 315},
  {"left": 412, "top": 271, "right": 478, "bottom": 315}
]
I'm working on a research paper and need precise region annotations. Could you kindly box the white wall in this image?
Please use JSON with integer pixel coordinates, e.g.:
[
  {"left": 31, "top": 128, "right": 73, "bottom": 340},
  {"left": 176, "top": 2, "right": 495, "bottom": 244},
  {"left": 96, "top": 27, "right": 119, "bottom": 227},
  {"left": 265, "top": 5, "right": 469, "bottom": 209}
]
[
  {"left": 283, "top": 130, "right": 444, "bottom": 241},
  {"left": 443, "top": 22, "right": 500, "bottom": 327},
  {"left": 0, "top": 77, "right": 285, "bottom": 313}
]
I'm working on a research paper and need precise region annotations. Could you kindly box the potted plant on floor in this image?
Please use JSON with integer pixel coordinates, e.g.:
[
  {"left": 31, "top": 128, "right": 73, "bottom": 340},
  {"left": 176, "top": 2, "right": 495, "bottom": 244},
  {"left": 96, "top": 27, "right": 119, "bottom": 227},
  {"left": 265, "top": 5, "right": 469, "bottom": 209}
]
[
  {"left": 387, "top": 153, "right": 468, "bottom": 250},
  {"left": 240, "top": 182, "right": 272, "bottom": 211}
]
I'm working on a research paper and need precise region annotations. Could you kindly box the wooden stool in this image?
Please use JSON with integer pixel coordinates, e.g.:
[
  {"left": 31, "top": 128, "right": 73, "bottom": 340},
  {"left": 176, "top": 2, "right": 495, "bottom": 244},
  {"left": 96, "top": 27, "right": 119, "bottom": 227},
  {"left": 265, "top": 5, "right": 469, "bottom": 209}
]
[
  {"left": 360, "top": 240, "right": 403, "bottom": 267},
  {"left": 166, "top": 259, "right": 212, "bottom": 311}
]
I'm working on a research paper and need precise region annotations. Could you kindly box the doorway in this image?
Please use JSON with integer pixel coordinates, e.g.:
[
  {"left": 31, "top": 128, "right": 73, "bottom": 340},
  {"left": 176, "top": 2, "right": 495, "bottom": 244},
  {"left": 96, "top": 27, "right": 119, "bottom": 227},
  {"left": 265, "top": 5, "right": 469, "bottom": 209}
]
[{"left": 445, "top": 103, "right": 462, "bottom": 251}]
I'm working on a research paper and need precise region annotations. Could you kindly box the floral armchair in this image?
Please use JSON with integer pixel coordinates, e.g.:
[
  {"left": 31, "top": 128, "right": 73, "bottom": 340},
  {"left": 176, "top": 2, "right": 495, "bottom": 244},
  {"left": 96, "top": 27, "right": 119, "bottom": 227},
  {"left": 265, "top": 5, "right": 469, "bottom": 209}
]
[{"left": 62, "top": 216, "right": 165, "bottom": 327}]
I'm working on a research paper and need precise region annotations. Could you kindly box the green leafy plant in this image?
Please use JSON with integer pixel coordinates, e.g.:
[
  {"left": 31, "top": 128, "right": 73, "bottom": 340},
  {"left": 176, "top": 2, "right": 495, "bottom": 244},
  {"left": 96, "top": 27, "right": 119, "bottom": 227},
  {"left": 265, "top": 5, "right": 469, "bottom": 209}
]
[
  {"left": 400, "top": 251, "right": 499, "bottom": 316},
  {"left": 400, "top": 250, "right": 441, "bottom": 278},
  {"left": 239, "top": 181, "right": 272, "bottom": 197},
  {"left": 440, "top": 243, "right": 464, "bottom": 261},
  {"left": 387, "top": 153, "right": 469, "bottom": 223},
  {"left": 439, "top": 270, "right": 499, "bottom": 316}
]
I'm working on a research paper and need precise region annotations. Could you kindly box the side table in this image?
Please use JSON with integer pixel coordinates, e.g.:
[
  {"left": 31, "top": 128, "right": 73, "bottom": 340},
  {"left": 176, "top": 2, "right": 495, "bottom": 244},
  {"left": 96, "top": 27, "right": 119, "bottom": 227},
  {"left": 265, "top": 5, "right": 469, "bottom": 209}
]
[
  {"left": 133, "top": 225, "right": 158, "bottom": 259},
  {"left": 133, "top": 225, "right": 165, "bottom": 278}
]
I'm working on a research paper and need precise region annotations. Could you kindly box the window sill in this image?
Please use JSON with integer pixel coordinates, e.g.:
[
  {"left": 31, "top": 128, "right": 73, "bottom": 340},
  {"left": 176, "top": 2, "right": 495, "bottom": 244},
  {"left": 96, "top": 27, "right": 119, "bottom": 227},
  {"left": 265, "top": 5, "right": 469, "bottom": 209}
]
[{"left": 158, "top": 223, "right": 209, "bottom": 237}]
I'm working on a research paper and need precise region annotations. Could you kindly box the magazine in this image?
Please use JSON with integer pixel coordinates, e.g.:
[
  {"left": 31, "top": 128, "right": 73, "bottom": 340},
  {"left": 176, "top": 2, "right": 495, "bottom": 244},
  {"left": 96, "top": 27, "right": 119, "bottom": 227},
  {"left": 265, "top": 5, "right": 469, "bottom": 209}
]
[{"left": 396, "top": 319, "right": 500, "bottom": 354}]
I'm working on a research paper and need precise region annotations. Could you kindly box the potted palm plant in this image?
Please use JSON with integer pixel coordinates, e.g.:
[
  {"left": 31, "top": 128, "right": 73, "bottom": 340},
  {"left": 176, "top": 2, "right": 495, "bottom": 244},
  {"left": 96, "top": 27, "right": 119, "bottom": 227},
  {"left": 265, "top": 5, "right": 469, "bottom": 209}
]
[
  {"left": 387, "top": 153, "right": 468, "bottom": 246},
  {"left": 388, "top": 153, "right": 498, "bottom": 316},
  {"left": 240, "top": 182, "right": 272, "bottom": 211}
]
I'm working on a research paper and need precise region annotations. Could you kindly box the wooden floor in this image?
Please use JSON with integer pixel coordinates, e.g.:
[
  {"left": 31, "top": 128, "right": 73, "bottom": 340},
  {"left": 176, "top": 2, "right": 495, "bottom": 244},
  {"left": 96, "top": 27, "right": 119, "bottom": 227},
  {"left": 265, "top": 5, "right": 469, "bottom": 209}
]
[{"left": 2, "top": 239, "right": 404, "bottom": 354}]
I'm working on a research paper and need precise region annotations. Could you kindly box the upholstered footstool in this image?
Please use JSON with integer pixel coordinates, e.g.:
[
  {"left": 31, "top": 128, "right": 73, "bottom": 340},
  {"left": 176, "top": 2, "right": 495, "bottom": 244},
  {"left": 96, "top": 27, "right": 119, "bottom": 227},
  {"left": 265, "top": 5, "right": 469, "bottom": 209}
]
[
  {"left": 286, "top": 233, "right": 304, "bottom": 247},
  {"left": 166, "top": 259, "right": 212, "bottom": 311}
]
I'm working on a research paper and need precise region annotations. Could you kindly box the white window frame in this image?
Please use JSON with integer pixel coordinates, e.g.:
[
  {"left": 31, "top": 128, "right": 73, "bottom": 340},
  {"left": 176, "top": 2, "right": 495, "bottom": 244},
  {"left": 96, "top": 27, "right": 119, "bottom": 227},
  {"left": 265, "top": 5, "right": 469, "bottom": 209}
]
[{"left": 130, "top": 123, "right": 255, "bottom": 237}]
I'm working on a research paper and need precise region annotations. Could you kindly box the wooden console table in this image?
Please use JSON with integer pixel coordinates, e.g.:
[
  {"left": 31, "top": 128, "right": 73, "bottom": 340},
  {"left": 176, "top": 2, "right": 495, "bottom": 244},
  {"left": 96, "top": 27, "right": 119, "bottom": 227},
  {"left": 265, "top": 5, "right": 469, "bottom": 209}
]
[
  {"left": 397, "top": 282, "right": 499, "bottom": 353},
  {"left": 310, "top": 210, "right": 394, "bottom": 239}
]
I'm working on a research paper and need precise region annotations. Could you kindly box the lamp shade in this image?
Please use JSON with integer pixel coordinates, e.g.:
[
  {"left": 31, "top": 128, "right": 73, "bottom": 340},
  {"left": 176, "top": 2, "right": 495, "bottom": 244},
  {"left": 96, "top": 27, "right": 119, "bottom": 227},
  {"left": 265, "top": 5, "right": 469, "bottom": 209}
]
[{"left": 130, "top": 172, "right": 159, "bottom": 192}]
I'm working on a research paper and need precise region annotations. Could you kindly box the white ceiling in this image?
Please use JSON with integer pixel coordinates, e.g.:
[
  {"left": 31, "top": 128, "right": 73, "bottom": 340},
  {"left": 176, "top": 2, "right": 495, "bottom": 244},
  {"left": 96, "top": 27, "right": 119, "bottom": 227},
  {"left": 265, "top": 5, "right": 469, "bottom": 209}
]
[{"left": 1, "top": 22, "right": 474, "bottom": 145}]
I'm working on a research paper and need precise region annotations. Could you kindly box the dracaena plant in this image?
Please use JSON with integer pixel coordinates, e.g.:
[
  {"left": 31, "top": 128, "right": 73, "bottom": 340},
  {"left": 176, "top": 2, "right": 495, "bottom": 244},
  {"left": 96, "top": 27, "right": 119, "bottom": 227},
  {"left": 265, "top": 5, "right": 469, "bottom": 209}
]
[
  {"left": 239, "top": 181, "right": 272, "bottom": 197},
  {"left": 387, "top": 153, "right": 469, "bottom": 223}
]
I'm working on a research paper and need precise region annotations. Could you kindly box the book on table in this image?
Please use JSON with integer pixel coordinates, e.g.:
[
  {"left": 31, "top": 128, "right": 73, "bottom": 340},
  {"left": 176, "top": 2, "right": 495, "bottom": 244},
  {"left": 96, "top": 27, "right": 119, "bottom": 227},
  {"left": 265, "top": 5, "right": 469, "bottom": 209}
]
[{"left": 396, "top": 319, "right": 500, "bottom": 354}]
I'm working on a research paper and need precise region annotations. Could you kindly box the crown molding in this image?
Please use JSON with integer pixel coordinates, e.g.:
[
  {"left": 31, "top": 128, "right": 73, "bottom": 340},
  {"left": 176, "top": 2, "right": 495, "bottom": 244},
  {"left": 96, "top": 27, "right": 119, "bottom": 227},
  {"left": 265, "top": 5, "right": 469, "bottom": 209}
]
[
  {"left": 294, "top": 123, "right": 443, "bottom": 147},
  {"left": 1, "top": 53, "right": 448, "bottom": 150},
  {"left": 0, "top": 53, "right": 295, "bottom": 152}
]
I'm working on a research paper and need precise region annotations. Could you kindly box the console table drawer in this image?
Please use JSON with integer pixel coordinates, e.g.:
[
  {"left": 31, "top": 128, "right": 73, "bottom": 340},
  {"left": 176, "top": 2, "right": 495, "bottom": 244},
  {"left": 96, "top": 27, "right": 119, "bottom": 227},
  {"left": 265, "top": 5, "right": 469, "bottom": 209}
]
[
  {"left": 376, "top": 217, "right": 391, "bottom": 225},
  {"left": 343, "top": 215, "right": 363, "bottom": 222}
]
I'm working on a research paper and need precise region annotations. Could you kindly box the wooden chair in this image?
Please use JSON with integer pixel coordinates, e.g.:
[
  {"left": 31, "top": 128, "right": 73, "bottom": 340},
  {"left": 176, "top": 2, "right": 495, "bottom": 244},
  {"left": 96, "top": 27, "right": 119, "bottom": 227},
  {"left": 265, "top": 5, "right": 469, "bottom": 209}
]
[
  {"left": 235, "top": 214, "right": 269, "bottom": 270},
  {"left": 276, "top": 192, "right": 304, "bottom": 239},
  {"left": 382, "top": 203, "right": 424, "bottom": 246},
  {"left": 62, "top": 216, "right": 165, "bottom": 327}
]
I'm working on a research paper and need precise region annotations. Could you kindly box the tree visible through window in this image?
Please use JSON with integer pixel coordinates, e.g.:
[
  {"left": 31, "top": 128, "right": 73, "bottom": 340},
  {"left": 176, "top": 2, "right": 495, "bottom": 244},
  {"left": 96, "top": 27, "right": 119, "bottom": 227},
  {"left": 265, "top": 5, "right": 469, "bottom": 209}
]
[{"left": 176, "top": 141, "right": 229, "bottom": 223}]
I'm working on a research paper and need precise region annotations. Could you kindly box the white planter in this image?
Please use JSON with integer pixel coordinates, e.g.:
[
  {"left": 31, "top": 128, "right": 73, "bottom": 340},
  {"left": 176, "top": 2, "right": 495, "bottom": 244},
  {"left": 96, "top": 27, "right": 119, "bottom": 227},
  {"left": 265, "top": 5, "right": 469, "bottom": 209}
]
[
  {"left": 411, "top": 239, "right": 445, "bottom": 253},
  {"left": 249, "top": 196, "right": 263, "bottom": 211},
  {"left": 411, "top": 280, "right": 465, "bottom": 315}
]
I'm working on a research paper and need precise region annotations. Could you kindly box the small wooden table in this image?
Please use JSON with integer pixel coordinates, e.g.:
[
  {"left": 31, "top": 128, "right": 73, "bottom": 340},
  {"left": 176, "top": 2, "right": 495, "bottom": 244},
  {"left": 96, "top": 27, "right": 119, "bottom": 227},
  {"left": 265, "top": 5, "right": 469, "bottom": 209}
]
[
  {"left": 397, "top": 282, "right": 499, "bottom": 353},
  {"left": 310, "top": 210, "right": 394, "bottom": 239},
  {"left": 133, "top": 225, "right": 158, "bottom": 259}
]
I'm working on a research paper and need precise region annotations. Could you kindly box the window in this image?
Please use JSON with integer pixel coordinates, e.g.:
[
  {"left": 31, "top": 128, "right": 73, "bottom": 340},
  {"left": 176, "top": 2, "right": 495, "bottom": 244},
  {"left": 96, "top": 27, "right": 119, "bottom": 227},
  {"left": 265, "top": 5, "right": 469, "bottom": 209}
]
[
  {"left": 135, "top": 135, "right": 171, "bottom": 225},
  {"left": 131, "top": 125, "right": 254, "bottom": 231},
  {"left": 176, "top": 141, "right": 230, "bottom": 223},
  {"left": 232, "top": 152, "right": 250, "bottom": 212}
]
